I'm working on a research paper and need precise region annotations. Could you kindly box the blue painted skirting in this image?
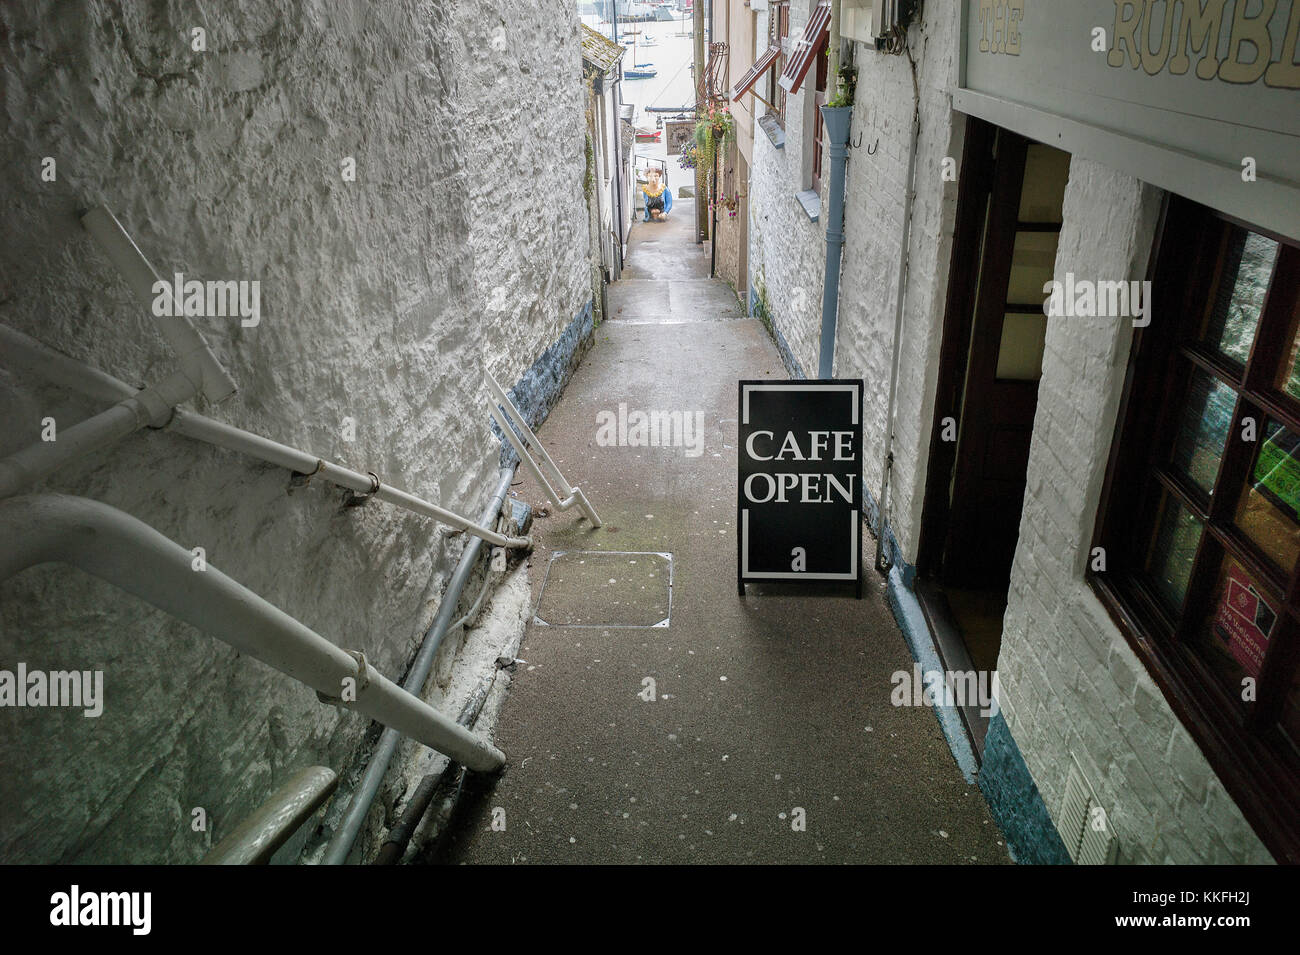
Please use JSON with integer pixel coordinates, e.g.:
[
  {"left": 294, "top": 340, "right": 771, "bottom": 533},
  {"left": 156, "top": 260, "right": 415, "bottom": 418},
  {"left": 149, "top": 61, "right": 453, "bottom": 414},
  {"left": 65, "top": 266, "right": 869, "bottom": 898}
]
[
  {"left": 887, "top": 564, "right": 980, "bottom": 783},
  {"left": 979, "top": 714, "right": 1073, "bottom": 864},
  {"left": 495, "top": 299, "right": 595, "bottom": 466}
]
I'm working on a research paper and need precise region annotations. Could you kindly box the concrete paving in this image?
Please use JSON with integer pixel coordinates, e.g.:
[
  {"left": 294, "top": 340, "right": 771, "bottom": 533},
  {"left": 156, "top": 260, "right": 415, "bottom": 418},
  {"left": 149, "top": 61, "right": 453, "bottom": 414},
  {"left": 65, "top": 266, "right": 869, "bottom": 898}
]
[{"left": 436, "top": 197, "right": 1011, "bottom": 864}]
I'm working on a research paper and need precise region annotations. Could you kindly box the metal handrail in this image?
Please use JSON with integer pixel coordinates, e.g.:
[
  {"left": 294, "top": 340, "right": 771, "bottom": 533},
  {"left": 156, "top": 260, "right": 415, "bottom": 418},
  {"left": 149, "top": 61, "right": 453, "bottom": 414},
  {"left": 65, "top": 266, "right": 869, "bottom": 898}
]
[
  {"left": 0, "top": 323, "right": 530, "bottom": 550},
  {"left": 201, "top": 767, "right": 338, "bottom": 865},
  {"left": 0, "top": 494, "right": 507, "bottom": 773},
  {"left": 321, "top": 466, "right": 519, "bottom": 864},
  {"left": 485, "top": 371, "right": 601, "bottom": 527}
]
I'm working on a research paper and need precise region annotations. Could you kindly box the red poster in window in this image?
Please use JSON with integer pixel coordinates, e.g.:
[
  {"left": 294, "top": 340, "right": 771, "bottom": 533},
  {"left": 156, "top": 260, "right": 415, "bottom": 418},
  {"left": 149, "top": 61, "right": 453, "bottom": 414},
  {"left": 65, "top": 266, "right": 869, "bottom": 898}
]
[{"left": 1212, "top": 564, "right": 1273, "bottom": 678}]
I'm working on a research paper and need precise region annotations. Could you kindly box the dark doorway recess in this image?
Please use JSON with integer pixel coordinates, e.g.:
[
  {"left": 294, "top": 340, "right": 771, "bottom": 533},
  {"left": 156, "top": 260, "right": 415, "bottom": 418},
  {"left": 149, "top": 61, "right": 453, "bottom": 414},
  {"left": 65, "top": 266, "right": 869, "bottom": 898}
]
[{"left": 917, "top": 117, "right": 1070, "bottom": 758}]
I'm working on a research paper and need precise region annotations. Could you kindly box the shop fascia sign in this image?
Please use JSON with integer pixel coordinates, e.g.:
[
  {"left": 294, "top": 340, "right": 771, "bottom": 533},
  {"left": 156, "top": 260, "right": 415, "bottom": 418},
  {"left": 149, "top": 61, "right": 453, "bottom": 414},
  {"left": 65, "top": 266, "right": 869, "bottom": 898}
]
[{"left": 956, "top": 0, "right": 1300, "bottom": 239}]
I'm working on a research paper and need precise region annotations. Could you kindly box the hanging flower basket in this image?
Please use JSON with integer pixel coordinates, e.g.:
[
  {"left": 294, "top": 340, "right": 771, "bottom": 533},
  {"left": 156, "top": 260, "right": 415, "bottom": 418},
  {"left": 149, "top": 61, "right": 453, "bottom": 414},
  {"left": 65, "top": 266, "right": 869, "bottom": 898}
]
[{"left": 693, "top": 103, "right": 736, "bottom": 173}]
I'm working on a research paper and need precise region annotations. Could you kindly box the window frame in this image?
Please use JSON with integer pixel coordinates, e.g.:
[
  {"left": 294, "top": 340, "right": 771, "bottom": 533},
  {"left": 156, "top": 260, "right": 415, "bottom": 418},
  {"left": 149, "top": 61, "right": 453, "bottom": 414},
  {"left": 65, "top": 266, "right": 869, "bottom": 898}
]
[
  {"left": 1091, "top": 194, "right": 1300, "bottom": 864},
  {"left": 766, "top": 1, "right": 790, "bottom": 129},
  {"left": 809, "top": 43, "right": 828, "bottom": 194}
]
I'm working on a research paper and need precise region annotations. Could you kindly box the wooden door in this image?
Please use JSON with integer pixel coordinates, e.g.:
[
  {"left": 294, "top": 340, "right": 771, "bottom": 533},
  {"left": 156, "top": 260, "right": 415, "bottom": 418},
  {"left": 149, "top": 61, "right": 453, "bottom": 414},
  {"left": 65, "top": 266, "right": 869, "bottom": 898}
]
[{"left": 941, "top": 131, "right": 1066, "bottom": 589}]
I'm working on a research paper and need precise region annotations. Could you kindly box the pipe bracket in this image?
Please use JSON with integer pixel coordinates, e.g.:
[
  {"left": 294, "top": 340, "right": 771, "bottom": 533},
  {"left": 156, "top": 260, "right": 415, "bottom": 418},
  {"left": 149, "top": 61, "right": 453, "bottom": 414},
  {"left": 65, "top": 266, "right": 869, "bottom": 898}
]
[
  {"left": 315, "top": 649, "right": 370, "bottom": 706},
  {"left": 288, "top": 460, "right": 325, "bottom": 493},
  {"left": 340, "top": 472, "right": 381, "bottom": 510}
]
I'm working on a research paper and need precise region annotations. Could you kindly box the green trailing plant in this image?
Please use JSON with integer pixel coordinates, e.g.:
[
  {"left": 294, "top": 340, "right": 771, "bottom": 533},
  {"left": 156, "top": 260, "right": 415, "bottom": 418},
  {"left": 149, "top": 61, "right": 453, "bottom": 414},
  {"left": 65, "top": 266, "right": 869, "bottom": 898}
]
[
  {"left": 693, "top": 102, "right": 735, "bottom": 175},
  {"left": 827, "top": 63, "right": 857, "bottom": 108},
  {"left": 752, "top": 272, "right": 774, "bottom": 336}
]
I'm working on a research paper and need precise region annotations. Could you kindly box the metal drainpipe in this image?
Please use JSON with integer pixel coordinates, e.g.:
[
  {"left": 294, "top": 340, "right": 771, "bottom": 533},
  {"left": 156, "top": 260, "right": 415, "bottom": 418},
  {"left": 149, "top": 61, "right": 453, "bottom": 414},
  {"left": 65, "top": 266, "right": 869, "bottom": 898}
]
[
  {"left": 322, "top": 465, "right": 518, "bottom": 865},
  {"left": 710, "top": 148, "right": 718, "bottom": 276},
  {"left": 612, "top": 78, "right": 626, "bottom": 275},
  {"left": 610, "top": 3, "right": 625, "bottom": 277},
  {"left": 816, "top": 106, "right": 853, "bottom": 378},
  {"left": 371, "top": 659, "right": 504, "bottom": 864},
  {"left": 875, "top": 44, "right": 922, "bottom": 573}
]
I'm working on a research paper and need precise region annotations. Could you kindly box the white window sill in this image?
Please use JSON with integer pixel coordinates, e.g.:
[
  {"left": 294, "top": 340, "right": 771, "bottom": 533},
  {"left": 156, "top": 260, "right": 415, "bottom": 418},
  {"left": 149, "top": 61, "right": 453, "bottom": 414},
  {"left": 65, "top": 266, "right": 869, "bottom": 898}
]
[{"left": 795, "top": 189, "right": 820, "bottom": 222}]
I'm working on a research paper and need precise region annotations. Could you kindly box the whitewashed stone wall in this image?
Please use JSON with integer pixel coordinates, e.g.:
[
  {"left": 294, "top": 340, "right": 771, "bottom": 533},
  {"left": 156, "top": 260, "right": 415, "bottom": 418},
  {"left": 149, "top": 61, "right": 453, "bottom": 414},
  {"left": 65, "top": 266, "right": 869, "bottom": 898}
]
[{"left": 0, "top": 0, "right": 588, "bottom": 863}]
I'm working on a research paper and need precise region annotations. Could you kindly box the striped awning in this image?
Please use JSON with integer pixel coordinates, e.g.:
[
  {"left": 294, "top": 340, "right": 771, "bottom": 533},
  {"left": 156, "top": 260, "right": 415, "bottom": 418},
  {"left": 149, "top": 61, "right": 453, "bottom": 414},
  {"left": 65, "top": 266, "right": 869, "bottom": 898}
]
[
  {"left": 778, "top": 1, "right": 831, "bottom": 95},
  {"left": 730, "top": 44, "right": 781, "bottom": 102}
]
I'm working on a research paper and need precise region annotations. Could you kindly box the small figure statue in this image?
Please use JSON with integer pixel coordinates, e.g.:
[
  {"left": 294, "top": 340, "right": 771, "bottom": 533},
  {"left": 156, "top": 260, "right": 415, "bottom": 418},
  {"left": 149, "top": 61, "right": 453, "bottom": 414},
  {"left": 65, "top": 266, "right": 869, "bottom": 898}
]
[{"left": 641, "top": 167, "right": 672, "bottom": 222}]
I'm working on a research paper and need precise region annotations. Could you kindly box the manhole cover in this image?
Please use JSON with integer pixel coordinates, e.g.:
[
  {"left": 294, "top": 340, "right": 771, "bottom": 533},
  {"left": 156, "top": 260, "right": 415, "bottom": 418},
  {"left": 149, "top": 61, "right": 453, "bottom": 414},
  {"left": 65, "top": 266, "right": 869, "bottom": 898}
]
[{"left": 534, "top": 551, "right": 672, "bottom": 628}]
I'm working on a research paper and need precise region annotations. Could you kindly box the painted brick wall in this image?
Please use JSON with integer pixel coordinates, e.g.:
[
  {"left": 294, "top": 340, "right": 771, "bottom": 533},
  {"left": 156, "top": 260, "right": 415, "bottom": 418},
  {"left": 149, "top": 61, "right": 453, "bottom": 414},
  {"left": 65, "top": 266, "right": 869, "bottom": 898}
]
[
  {"left": 747, "top": 1, "right": 1274, "bottom": 862},
  {"left": 998, "top": 157, "right": 1272, "bottom": 864},
  {"left": 0, "top": 0, "right": 589, "bottom": 863}
]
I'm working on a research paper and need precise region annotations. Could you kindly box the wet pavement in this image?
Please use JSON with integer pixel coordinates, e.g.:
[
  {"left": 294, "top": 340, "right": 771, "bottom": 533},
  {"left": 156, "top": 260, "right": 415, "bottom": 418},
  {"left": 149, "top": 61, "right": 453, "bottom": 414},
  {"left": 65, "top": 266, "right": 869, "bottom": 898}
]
[{"left": 436, "top": 198, "right": 1011, "bottom": 864}]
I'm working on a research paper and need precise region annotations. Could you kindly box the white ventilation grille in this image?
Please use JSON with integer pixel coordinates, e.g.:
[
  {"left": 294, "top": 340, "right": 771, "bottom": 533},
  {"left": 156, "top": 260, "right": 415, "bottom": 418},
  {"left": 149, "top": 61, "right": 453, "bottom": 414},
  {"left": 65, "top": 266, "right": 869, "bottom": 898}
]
[{"left": 1059, "top": 756, "right": 1118, "bottom": 865}]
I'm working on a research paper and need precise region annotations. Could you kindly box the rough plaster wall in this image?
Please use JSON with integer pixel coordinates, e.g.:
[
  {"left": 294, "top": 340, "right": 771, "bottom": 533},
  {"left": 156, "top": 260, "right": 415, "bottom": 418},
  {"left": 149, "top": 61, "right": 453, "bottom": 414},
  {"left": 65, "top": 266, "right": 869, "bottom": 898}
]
[
  {"left": 997, "top": 158, "right": 1272, "bottom": 864},
  {"left": 714, "top": 143, "right": 746, "bottom": 298},
  {"left": 749, "top": 1, "right": 960, "bottom": 560},
  {"left": 455, "top": 1, "right": 590, "bottom": 410},
  {"left": 724, "top": 0, "right": 756, "bottom": 166},
  {"left": 0, "top": 0, "right": 587, "bottom": 863}
]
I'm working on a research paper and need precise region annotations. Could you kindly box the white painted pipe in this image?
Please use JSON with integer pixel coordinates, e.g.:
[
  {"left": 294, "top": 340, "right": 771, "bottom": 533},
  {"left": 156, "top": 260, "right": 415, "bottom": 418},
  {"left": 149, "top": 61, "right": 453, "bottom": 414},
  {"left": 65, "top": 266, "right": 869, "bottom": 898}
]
[
  {"left": 0, "top": 368, "right": 200, "bottom": 499},
  {"left": 168, "top": 414, "right": 531, "bottom": 549},
  {"left": 485, "top": 372, "right": 601, "bottom": 526},
  {"left": 0, "top": 494, "right": 506, "bottom": 772},
  {"left": 201, "top": 765, "right": 338, "bottom": 865},
  {"left": 0, "top": 324, "right": 137, "bottom": 407},
  {"left": 0, "top": 324, "right": 530, "bottom": 549},
  {"left": 490, "top": 404, "right": 602, "bottom": 528},
  {"left": 485, "top": 372, "right": 569, "bottom": 492},
  {"left": 80, "top": 206, "right": 238, "bottom": 404},
  {"left": 875, "top": 42, "right": 922, "bottom": 573}
]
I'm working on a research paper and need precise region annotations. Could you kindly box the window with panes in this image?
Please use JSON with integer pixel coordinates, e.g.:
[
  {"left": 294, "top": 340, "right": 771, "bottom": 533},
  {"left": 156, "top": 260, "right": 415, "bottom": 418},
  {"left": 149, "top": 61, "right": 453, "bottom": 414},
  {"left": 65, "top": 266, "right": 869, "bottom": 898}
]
[{"left": 1092, "top": 196, "right": 1300, "bottom": 862}]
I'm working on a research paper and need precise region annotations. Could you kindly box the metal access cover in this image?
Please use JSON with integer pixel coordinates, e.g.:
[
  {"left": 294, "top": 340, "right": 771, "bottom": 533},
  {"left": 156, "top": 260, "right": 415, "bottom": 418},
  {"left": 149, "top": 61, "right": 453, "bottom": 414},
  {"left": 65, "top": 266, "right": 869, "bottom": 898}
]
[{"left": 534, "top": 551, "right": 672, "bottom": 628}]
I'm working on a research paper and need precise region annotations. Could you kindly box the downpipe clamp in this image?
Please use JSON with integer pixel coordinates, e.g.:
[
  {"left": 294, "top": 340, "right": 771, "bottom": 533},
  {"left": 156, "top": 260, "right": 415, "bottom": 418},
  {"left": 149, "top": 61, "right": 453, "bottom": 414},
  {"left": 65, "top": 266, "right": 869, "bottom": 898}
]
[{"left": 315, "top": 649, "right": 371, "bottom": 707}]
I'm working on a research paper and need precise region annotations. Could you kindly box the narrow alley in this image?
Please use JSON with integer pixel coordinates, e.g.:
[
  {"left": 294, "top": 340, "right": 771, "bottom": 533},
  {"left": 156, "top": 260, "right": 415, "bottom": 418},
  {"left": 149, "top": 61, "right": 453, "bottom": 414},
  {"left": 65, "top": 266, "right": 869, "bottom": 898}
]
[
  {"left": 1, "top": 0, "right": 1295, "bottom": 918},
  {"left": 437, "top": 198, "right": 1008, "bottom": 864}
]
